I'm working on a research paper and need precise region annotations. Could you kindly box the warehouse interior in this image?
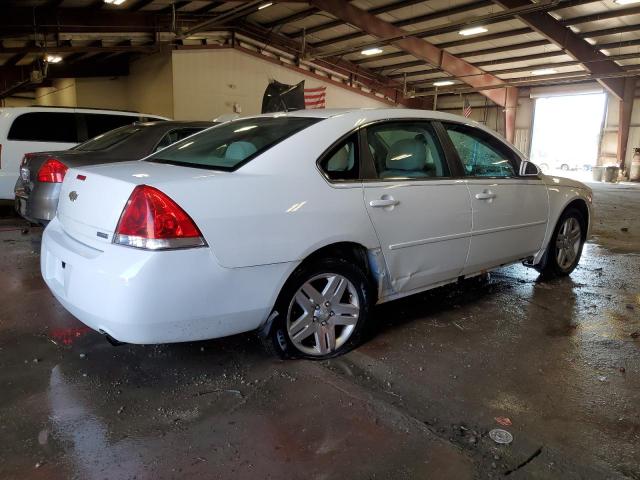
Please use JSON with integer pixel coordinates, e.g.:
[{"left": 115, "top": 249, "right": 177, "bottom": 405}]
[{"left": 0, "top": 1, "right": 639, "bottom": 479}]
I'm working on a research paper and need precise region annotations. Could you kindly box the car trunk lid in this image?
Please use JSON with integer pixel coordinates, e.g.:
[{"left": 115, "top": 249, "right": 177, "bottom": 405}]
[{"left": 56, "top": 160, "right": 221, "bottom": 250}]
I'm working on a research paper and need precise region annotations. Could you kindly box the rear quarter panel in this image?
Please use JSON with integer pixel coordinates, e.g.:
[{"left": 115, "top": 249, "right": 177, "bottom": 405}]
[{"left": 156, "top": 115, "right": 381, "bottom": 268}]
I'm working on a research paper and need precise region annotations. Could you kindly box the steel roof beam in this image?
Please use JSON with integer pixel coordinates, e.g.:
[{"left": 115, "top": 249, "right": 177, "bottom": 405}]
[
  {"left": 310, "top": 0, "right": 495, "bottom": 49},
  {"left": 309, "top": 0, "right": 599, "bottom": 50},
  {"left": 561, "top": 5, "right": 640, "bottom": 26},
  {"left": 127, "top": 0, "right": 155, "bottom": 10},
  {"left": 493, "top": 0, "right": 629, "bottom": 99},
  {"left": 308, "top": 0, "right": 517, "bottom": 107},
  {"left": 261, "top": 7, "right": 320, "bottom": 29},
  {"left": 292, "top": 0, "right": 488, "bottom": 42}
]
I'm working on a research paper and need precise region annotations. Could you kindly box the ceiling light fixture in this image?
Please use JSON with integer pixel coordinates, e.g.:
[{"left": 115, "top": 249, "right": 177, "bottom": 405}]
[
  {"left": 258, "top": 2, "right": 273, "bottom": 9},
  {"left": 104, "top": 0, "right": 127, "bottom": 4},
  {"left": 361, "top": 47, "right": 383, "bottom": 56},
  {"left": 433, "top": 80, "right": 455, "bottom": 86},
  {"left": 614, "top": 0, "right": 640, "bottom": 5},
  {"left": 531, "top": 68, "right": 557, "bottom": 76},
  {"left": 46, "top": 55, "right": 63, "bottom": 64},
  {"left": 459, "top": 26, "right": 488, "bottom": 36}
]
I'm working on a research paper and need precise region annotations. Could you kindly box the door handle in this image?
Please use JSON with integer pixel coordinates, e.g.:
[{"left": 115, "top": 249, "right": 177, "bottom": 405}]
[
  {"left": 369, "top": 198, "right": 399, "bottom": 208},
  {"left": 475, "top": 191, "right": 496, "bottom": 200}
]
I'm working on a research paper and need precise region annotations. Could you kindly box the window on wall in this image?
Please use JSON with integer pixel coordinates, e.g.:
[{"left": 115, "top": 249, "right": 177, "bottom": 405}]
[
  {"left": 443, "top": 123, "right": 517, "bottom": 177},
  {"left": 365, "top": 121, "right": 449, "bottom": 179}
]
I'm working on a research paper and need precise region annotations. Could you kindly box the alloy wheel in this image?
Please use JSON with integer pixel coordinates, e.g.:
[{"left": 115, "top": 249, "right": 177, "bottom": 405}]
[
  {"left": 286, "top": 273, "right": 360, "bottom": 356},
  {"left": 555, "top": 217, "right": 582, "bottom": 270}
]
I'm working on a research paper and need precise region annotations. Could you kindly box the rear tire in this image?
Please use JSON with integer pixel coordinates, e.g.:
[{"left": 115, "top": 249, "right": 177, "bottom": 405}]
[
  {"left": 261, "top": 258, "right": 372, "bottom": 360},
  {"left": 538, "top": 208, "right": 585, "bottom": 277}
]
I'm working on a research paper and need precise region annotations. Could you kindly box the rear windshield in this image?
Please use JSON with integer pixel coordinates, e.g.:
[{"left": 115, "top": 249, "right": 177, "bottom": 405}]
[
  {"left": 146, "top": 116, "right": 320, "bottom": 171},
  {"left": 74, "top": 124, "right": 145, "bottom": 151}
]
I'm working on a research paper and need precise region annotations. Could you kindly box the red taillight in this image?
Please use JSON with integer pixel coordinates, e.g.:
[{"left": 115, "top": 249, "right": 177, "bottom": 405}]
[
  {"left": 113, "top": 185, "right": 205, "bottom": 250},
  {"left": 37, "top": 157, "right": 68, "bottom": 183}
]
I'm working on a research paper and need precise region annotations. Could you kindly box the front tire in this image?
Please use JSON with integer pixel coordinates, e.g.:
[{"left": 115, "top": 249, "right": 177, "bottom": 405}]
[
  {"left": 262, "top": 258, "right": 372, "bottom": 360},
  {"left": 538, "top": 208, "right": 585, "bottom": 277}
]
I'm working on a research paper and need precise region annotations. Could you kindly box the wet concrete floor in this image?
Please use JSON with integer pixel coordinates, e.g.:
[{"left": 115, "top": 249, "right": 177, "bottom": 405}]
[{"left": 0, "top": 182, "right": 638, "bottom": 479}]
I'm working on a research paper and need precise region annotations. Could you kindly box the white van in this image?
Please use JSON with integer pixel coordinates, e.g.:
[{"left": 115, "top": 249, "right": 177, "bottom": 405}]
[{"left": 0, "top": 107, "right": 168, "bottom": 200}]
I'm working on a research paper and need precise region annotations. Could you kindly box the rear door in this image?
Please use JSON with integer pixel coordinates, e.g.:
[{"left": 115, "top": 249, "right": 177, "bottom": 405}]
[
  {"left": 440, "top": 122, "right": 549, "bottom": 274},
  {"left": 361, "top": 120, "right": 472, "bottom": 294}
]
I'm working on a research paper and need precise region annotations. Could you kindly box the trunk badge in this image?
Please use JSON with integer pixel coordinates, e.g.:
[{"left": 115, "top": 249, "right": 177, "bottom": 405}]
[
  {"left": 77, "top": 174, "right": 86, "bottom": 181},
  {"left": 69, "top": 191, "right": 79, "bottom": 202}
]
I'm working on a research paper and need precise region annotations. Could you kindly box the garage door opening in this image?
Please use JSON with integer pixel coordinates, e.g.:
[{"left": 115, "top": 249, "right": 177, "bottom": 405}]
[{"left": 530, "top": 93, "right": 607, "bottom": 177}]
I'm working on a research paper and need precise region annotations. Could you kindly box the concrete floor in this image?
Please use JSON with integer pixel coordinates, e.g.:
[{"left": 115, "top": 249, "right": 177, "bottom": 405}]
[{"left": 0, "top": 182, "right": 638, "bottom": 480}]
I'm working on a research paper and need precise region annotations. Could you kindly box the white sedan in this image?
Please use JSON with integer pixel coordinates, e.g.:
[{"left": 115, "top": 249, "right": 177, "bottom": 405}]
[{"left": 41, "top": 109, "right": 592, "bottom": 359}]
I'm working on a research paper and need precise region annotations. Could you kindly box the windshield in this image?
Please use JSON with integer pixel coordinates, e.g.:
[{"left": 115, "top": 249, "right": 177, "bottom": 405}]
[
  {"left": 75, "top": 124, "right": 146, "bottom": 152},
  {"left": 146, "top": 116, "right": 320, "bottom": 171}
]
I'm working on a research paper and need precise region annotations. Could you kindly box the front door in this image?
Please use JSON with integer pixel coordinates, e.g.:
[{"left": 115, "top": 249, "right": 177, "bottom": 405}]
[
  {"left": 361, "top": 121, "right": 472, "bottom": 295},
  {"left": 441, "top": 122, "right": 549, "bottom": 274}
]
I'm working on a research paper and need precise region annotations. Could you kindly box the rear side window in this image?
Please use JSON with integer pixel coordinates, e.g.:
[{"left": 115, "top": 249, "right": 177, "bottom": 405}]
[
  {"left": 365, "top": 121, "right": 449, "bottom": 179},
  {"left": 154, "top": 128, "right": 205, "bottom": 152},
  {"left": 74, "top": 125, "right": 144, "bottom": 151},
  {"left": 319, "top": 135, "right": 359, "bottom": 181},
  {"left": 147, "top": 117, "right": 320, "bottom": 170},
  {"left": 83, "top": 114, "right": 138, "bottom": 139},
  {"left": 8, "top": 112, "right": 78, "bottom": 142}
]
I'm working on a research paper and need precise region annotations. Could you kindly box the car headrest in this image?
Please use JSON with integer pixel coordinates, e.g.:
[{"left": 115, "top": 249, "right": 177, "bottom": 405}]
[
  {"left": 225, "top": 141, "right": 257, "bottom": 163},
  {"left": 386, "top": 139, "right": 426, "bottom": 171},
  {"left": 327, "top": 146, "right": 352, "bottom": 171}
]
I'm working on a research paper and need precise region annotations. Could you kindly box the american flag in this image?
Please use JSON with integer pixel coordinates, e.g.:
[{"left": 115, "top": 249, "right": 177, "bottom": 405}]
[
  {"left": 462, "top": 97, "right": 472, "bottom": 118},
  {"left": 304, "top": 86, "right": 326, "bottom": 109}
]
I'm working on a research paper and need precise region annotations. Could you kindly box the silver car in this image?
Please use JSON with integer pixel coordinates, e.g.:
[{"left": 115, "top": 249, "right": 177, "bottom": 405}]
[{"left": 14, "top": 121, "right": 214, "bottom": 225}]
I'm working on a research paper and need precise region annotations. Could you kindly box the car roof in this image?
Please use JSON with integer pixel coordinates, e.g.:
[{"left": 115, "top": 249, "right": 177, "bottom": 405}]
[
  {"left": 245, "top": 107, "right": 485, "bottom": 124},
  {"left": 134, "top": 120, "right": 216, "bottom": 128},
  {"left": 0, "top": 106, "right": 168, "bottom": 118},
  {"left": 238, "top": 108, "right": 508, "bottom": 143}
]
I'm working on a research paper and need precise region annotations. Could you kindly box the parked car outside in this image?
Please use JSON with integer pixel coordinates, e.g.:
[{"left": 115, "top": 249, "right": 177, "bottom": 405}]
[
  {"left": 15, "top": 121, "right": 214, "bottom": 225},
  {"left": 0, "top": 106, "right": 168, "bottom": 200},
  {"left": 40, "top": 109, "right": 592, "bottom": 359},
  {"left": 537, "top": 158, "right": 590, "bottom": 172}
]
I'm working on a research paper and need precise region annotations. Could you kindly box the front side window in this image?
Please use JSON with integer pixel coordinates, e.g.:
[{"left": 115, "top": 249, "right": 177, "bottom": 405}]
[
  {"left": 365, "top": 121, "right": 449, "bottom": 179},
  {"left": 444, "top": 123, "right": 517, "bottom": 177},
  {"left": 319, "top": 135, "right": 358, "bottom": 181},
  {"left": 8, "top": 112, "right": 78, "bottom": 143},
  {"left": 147, "top": 116, "right": 320, "bottom": 171},
  {"left": 154, "top": 128, "right": 204, "bottom": 152}
]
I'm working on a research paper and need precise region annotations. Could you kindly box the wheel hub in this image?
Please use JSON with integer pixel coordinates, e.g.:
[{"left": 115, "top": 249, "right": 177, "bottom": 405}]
[{"left": 314, "top": 303, "right": 332, "bottom": 323}]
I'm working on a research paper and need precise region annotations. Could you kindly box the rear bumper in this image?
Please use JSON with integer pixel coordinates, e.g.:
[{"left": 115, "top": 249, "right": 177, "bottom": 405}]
[
  {"left": 41, "top": 217, "right": 294, "bottom": 344},
  {"left": 14, "top": 179, "right": 60, "bottom": 225}
]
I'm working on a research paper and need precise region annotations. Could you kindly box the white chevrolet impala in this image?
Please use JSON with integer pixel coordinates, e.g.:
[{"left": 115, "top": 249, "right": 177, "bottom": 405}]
[{"left": 41, "top": 109, "right": 592, "bottom": 359}]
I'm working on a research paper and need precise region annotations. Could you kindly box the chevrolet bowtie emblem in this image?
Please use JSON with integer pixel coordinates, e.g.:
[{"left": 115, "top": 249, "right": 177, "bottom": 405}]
[{"left": 69, "top": 191, "right": 79, "bottom": 202}]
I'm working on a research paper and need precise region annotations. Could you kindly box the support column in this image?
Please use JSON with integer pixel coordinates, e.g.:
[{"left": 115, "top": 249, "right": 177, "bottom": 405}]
[
  {"left": 504, "top": 87, "right": 518, "bottom": 144},
  {"left": 617, "top": 78, "right": 636, "bottom": 175}
]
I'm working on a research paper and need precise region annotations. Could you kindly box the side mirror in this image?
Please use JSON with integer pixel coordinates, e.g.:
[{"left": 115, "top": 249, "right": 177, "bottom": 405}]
[{"left": 520, "top": 160, "right": 540, "bottom": 176}]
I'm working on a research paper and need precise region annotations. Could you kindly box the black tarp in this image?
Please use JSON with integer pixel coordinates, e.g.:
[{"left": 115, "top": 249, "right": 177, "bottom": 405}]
[{"left": 261, "top": 79, "right": 305, "bottom": 113}]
